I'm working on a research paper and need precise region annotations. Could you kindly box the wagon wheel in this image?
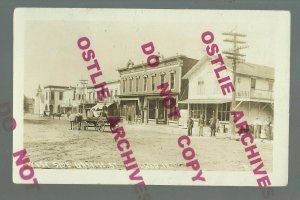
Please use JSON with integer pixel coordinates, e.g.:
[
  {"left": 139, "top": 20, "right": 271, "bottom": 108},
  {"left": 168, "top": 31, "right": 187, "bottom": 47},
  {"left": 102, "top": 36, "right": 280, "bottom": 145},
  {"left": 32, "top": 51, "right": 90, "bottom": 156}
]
[
  {"left": 96, "top": 121, "right": 105, "bottom": 132},
  {"left": 82, "top": 121, "right": 88, "bottom": 130}
]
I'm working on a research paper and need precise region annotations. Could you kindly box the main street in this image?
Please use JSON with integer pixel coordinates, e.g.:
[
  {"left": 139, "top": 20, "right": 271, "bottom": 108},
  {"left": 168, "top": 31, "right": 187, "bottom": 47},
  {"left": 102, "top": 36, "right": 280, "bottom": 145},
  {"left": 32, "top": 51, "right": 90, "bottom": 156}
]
[{"left": 24, "top": 114, "right": 272, "bottom": 171}]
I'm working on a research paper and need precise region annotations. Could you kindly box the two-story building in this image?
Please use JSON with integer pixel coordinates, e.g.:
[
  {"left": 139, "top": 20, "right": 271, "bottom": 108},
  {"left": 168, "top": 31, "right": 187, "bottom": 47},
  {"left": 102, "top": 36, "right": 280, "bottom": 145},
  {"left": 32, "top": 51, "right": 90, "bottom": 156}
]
[
  {"left": 43, "top": 85, "right": 71, "bottom": 115},
  {"left": 117, "top": 55, "right": 198, "bottom": 124},
  {"left": 179, "top": 56, "right": 274, "bottom": 129},
  {"left": 85, "top": 80, "right": 120, "bottom": 116},
  {"left": 33, "top": 80, "right": 120, "bottom": 116}
]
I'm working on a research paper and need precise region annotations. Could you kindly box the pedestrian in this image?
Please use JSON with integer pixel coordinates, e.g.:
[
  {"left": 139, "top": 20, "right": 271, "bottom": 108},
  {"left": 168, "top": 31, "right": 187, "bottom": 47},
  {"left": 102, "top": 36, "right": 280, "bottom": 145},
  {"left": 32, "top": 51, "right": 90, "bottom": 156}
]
[
  {"left": 209, "top": 114, "right": 217, "bottom": 137},
  {"left": 261, "top": 119, "right": 269, "bottom": 140},
  {"left": 187, "top": 116, "right": 194, "bottom": 136},
  {"left": 69, "top": 112, "right": 76, "bottom": 130},
  {"left": 198, "top": 114, "right": 204, "bottom": 136},
  {"left": 253, "top": 117, "right": 261, "bottom": 138},
  {"left": 76, "top": 113, "right": 83, "bottom": 130}
]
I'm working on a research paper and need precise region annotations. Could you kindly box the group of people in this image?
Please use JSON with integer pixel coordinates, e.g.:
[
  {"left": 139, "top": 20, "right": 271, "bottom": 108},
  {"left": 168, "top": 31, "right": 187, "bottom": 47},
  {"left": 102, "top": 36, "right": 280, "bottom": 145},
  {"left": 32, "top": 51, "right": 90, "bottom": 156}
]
[
  {"left": 187, "top": 114, "right": 218, "bottom": 137},
  {"left": 187, "top": 114, "right": 273, "bottom": 139}
]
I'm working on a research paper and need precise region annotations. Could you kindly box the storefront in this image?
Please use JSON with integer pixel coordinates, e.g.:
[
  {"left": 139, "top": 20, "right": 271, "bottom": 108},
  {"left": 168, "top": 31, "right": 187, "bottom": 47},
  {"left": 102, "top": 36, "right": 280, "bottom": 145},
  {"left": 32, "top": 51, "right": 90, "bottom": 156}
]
[
  {"left": 119, "top": 98, "right": 141, "bottom": 122},
  {"left": 178, "top": 99, "right": 232, "bottom": 126}
]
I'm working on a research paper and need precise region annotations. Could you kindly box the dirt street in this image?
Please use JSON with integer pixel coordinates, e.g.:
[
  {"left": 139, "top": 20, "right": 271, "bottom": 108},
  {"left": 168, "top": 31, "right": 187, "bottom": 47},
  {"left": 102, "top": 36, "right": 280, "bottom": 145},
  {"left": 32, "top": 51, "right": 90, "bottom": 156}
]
[{"left": 24, "top": 115, "right": 273, "bottom": 171}]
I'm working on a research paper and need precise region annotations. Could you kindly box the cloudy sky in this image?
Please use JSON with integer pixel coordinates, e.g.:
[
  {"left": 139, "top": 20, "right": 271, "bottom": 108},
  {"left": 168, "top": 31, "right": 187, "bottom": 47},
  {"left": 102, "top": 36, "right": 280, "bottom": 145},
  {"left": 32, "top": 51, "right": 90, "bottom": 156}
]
[{"left": 22, "top": 9, "right": 289, "bottom": 97}]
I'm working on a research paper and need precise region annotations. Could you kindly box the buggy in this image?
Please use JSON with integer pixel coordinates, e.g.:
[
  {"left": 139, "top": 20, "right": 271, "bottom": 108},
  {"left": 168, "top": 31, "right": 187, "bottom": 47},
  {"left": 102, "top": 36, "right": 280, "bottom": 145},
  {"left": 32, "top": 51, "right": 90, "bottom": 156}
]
[{"left": 82, "top": 112, "right": 108, "bottom": 132}]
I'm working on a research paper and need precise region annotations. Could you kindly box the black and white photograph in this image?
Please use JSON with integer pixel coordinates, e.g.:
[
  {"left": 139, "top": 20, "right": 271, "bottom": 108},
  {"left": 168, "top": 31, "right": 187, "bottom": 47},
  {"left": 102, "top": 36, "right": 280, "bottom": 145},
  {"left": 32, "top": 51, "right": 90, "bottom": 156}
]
[{"left": 13, "top": 8, "right": 289, "bottom": 186}]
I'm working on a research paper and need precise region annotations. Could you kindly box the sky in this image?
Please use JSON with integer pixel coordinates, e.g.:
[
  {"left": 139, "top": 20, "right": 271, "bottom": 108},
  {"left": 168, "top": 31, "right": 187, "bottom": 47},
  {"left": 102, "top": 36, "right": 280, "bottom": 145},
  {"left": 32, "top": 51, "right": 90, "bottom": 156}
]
[{"left": 23, "top": 9, "right": 288, "bottom": 98}]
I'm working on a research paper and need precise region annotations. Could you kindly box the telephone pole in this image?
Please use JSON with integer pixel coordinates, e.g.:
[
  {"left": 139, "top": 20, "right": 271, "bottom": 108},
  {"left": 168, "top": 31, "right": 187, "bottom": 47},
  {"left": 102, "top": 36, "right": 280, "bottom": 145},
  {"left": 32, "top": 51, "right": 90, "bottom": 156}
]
[
  {"left": 79, "top": 79, "right": 88, "bottom": 116},
  {"left": 222, "top": 32, "right": 248, "bottom": 138}
]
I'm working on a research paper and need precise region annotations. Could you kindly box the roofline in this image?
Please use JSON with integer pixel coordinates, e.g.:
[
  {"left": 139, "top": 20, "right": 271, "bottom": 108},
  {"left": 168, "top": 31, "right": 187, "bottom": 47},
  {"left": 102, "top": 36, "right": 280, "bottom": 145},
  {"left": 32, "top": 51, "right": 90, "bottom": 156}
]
[
  {"left": 44, "top": 85, "right": 73, "bottom": 89},
  {"left": 183, "top": 55, "right": 274, "bottom": 80},
  {"left": 87, "top": 80, "right": 120, "bottom": 89},
  {"left": 117, "top": 54, "right": 191, "bottom": 72}
]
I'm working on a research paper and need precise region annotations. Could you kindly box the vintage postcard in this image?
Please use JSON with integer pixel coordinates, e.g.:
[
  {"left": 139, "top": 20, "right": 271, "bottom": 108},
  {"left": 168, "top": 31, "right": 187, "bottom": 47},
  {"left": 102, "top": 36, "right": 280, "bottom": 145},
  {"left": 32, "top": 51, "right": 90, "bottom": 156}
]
[{"left": 13, "top": 8, "right": 290, "bottom": 186}]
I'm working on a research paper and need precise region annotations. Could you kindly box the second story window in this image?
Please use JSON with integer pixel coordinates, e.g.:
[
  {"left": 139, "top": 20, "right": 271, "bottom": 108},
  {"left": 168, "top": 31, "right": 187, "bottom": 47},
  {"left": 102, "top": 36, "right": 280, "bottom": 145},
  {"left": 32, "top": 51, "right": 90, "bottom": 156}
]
[
  {"left": 170, "top": 73, "right": 175, "bottom": 89},
  {"left": 251, "top": 78, "right": 256, "bottom": 89},
  {"left": 122, "top": 79, "right": 126, "bottom": 93},
  {"left": 73, "top": 90, "right": 76, "bottom": 100},
  {"left": 160, "top": 74, "right": 165, "bottom": 85},
  {"left": 51, "top": 91, "right": 55, "bottom": 101},
  {"left": 111, "top": 90, "right": 114, "bottom": 98},
  {"left": 143, "top": 76, "right": 147, "bottom": 92},
  {"left": 129, "top": 78, "right": 133, "bottom": 92},
  {"left": 46, "top": 92, "right": 48, "bottom": 100},
  {"left": 268, "top": 80, "right": 274, "bottom": 91},
  {"left": 151, "top": 76, "right": 155, "bottom": 91},
  {"left": 115, "top": 89, "right": 118, "bottom": 96},
  {"left": 197, "top": 78, "right": 205, "bottom": 95},
  {"left": 136, "top": 77, "right": 139, "bottom": 92},
  {"left": 59, "top": 92, "right": 63, "bottom": 100}
]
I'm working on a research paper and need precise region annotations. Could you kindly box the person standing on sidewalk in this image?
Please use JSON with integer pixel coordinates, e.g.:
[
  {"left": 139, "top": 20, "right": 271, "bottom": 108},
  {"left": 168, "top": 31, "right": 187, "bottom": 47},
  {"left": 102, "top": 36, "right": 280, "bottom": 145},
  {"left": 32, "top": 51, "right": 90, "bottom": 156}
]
[
  {"left": 209, "top": 114, "right": 217, "bottom": 137},
  {"left": 198, "top": 114, "right": 204, "bottom": 136},
  {"left": 187, "top": 116, "right": 194, "bottom": 136},
  {"left": 253, "top": 117, "right": 261, "bottom": 138},
  {"left": 69, "top": 112, "right": 76, "bottom": 130}
]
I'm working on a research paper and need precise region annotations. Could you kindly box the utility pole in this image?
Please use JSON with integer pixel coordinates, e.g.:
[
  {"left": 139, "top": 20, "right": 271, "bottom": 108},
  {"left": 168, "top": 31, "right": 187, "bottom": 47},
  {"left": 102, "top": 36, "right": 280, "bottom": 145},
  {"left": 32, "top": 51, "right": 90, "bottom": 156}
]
[
  {"left": 79, "top": 79, "right": 88, "bottom": 116},
  {"left": 222, "top": 32, "right": 248, "bottom": 138}
]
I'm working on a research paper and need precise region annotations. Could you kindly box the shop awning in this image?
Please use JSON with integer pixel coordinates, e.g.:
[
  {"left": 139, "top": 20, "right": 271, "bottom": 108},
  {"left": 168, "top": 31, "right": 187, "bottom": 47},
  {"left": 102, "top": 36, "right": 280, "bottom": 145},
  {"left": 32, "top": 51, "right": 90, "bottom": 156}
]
[
  {"left": 178, "top": 99, "right": 231, "bottom": 104},
  {"left": 91, "top": 102, "right": 114, "bottom": 111}
]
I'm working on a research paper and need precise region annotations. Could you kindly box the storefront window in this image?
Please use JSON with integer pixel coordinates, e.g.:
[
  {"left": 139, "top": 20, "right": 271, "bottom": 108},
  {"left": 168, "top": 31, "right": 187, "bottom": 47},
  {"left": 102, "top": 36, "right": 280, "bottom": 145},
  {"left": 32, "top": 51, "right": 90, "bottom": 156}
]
[
  {"left": 148, "top": 100, "right": 156, "bottom": 119},
  {"left": 190, "top": 104, "right": 204, "bottom": 119},
  {"left": 218, "top": 103, "right": 231, "bottom": 121}
]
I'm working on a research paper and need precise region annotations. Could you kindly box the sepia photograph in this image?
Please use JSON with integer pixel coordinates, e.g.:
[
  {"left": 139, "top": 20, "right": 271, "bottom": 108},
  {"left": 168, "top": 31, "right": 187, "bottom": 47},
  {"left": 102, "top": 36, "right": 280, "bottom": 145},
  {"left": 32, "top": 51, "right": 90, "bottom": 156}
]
[{"left": 13, "top": 8, "right": 289, "bottom": 185}]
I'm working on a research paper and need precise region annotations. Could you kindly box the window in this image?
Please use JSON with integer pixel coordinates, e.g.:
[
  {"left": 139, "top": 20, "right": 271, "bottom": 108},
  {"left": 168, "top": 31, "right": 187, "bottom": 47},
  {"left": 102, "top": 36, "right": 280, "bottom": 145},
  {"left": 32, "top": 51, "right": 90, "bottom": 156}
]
[
  {"left": 93, "top": 92, "right": 95, "bottom": 101},
  {"left": 123, "top": 79, "right": 126, "bottom": 93},
  {"left": 59, "top": 92, "right": 63, "bottom": 100},
  {"left": 51, "top": 91, "right": 55, "bottom": 101},
  {"left": 78, "top": 94, "right": 81, "bottom": 100},
  {"left": 111, "top": 90, "right": 113, "bottom": 99},
  {"left": 170, "top": 73, "right": 175, "bottom": 89},
  {"left": 218, "top": 103, "right": 231, "bottom": 121},
  {"left": 268, "top": 80, "right": 274, "bottom": 91},
  {"left": 73, "top": 90, "right": 76, "bottom": 100},
  {"left": 89, "top": 92, "right": 91, "bottom": 101},
  {"left": 115, "top": 89, "right": 118, "bottom": 96},
  {"left": 148, "top": 100, "right": 156, "bottom": 119},
  {"left": 160, "top": 74, "right": 165, "bottom": 85},
  {"left": 197, "top": 78, "right": 205, "bottom": 94},
  {"left": 143, "top": 77, "right": 147, "bottom": 92},
  {"left": 151, "top": 76, "right": 155, "bottom": 91},
  {"left": 190, "top": 104, "right": 204, "bottom": 119},
  {"left": 46, "top": 92, "right": 48, "bottom": 100},
  {"left": 251, "top": 78, "right": 256, "bottom": 89},
  {"left": 129, "top": 78, "right": 133, "bottom": 92},
  {"left": 136, "top": 77, "right": 139, "bottom": 92}
]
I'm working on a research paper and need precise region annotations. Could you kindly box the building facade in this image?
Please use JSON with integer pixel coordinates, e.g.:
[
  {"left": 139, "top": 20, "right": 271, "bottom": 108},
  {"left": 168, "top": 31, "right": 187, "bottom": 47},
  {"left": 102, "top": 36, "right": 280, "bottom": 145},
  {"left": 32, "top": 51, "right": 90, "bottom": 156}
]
[
  {"left": 33, "top": 80, "right": 120, "bottom": 116},
  {"left": 180, "top": 56, "right": 274, "bottom": 131},
  {"left": 117, "top": 55, "right": 198, "bottom": 124}
]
